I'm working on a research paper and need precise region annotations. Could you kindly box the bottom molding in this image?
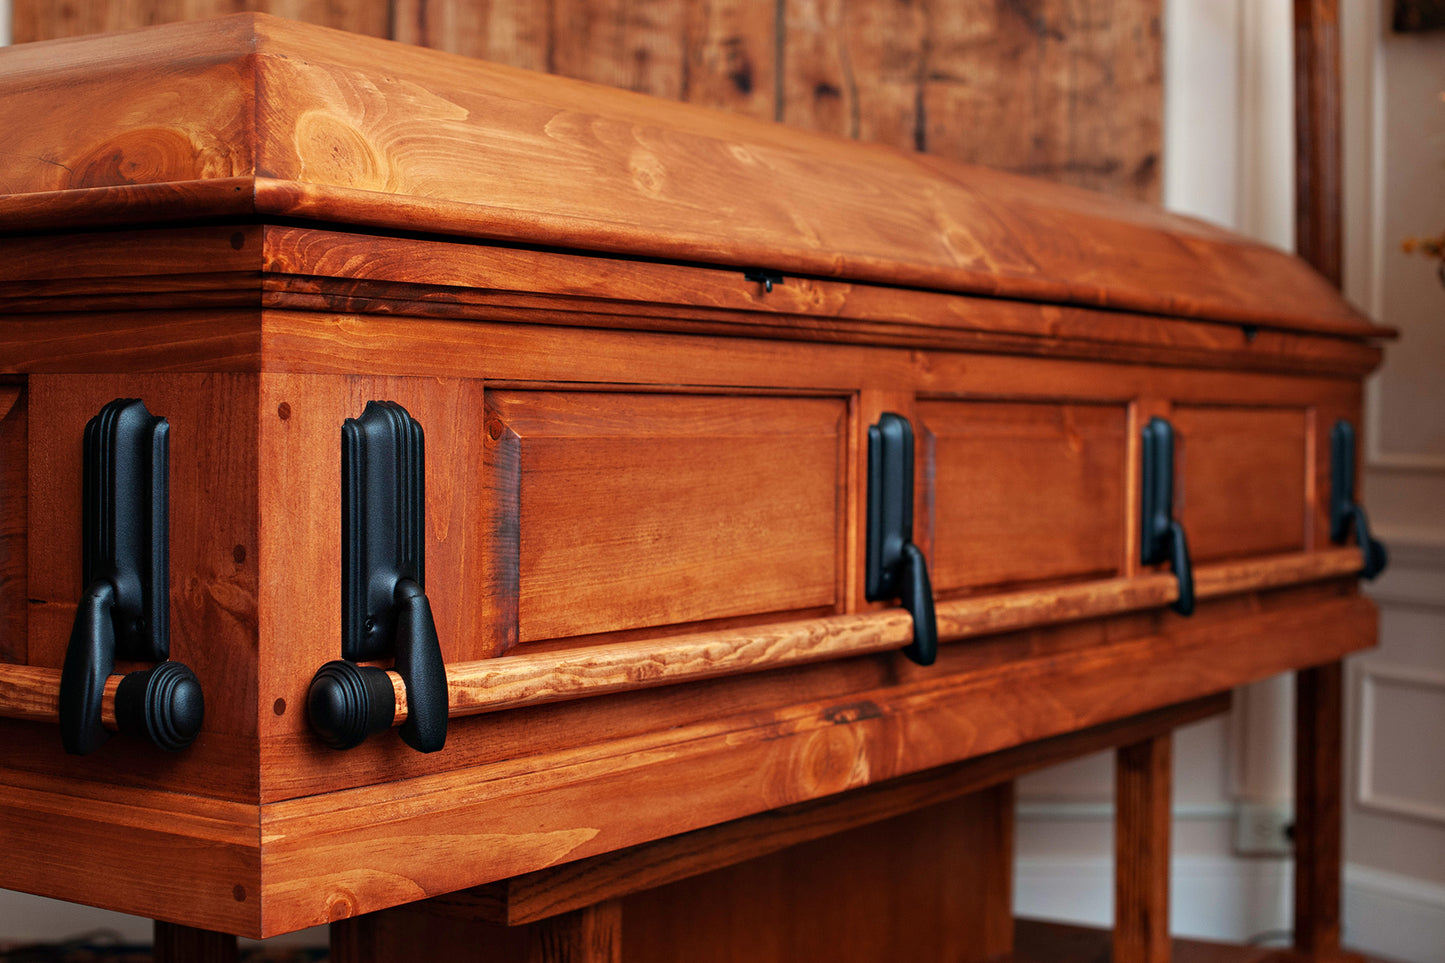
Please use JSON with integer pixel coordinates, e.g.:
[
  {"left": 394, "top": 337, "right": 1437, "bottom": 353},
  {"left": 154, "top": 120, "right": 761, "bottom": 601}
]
[{"left": 1343, "top": 863, "right": 1445, "bottom": 963}]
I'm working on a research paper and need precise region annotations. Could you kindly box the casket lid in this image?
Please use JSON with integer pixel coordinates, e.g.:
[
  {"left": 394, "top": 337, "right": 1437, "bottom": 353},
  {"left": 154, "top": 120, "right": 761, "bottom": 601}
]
[{"left": 0, "top": 13, "right": 1387, "bottom": 339}]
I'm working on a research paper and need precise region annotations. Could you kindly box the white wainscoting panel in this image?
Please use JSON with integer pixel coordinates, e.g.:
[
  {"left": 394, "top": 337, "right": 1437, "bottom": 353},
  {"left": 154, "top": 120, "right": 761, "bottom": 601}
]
[{"left": 1358, "top": 663, "right": 1445, "bottom": 826}]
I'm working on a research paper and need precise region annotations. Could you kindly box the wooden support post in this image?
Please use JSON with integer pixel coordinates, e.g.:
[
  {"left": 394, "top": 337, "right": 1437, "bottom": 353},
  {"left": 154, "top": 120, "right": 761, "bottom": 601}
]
[
  {"left": 1294, "top": 662, "right": 1365, "bottom": 962},
  {"left": 526, "top": 899, "right": 623, "bottom": 963},
  {"left": 1293, "top": 0, "right": 1343, "bottom": 287},
  {"left": 153, "top": 920, "right": 238, "bottom": 963},
  {"left": 330, "top": 899, "right": 623, "bottom": 963},
  {"left": 1116, "top": 733, "right": 1172, "bottom": 963}
]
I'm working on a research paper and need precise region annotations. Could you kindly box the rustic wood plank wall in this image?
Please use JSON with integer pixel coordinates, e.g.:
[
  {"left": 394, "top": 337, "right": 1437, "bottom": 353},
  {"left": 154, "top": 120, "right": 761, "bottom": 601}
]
[{"left": 10, "top": 0, "right": 1161, "bottom": 201}]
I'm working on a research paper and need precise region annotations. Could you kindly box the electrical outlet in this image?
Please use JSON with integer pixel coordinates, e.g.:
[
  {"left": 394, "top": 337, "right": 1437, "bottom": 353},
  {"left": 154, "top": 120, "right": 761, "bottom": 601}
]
[{"left": 1234, "top": 802, "right": 1294, "bottom": 856}]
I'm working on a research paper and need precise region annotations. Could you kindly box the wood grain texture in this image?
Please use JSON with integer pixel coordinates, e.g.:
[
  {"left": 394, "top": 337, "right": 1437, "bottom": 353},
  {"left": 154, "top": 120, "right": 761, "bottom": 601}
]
[
  {"left": 431, "top": 695, "right": 1227, "bottom": 926},
  {"left": 7, "top": 545, "right": 1348, "bottom": 732},
  {"left": 1295, "top": 661, "right": 1346, "bottom": 958},
  {"left": 530, "top": 900, "right": 623, "bottom": 963},
  {"left": 153, "top": 921, "right": 239, "bottom": 963},
  {"left": 784, "top": 0, "right": 1162, "bottom": 202},
  {"left": 0, "top": 15, "right": 1384, "bottom": 946},
  {"left": 0, "top": 225, "right": 1382, "bottom": 377},
  {"left": 369, "top": 548, "right": 1360, "bottom": 725},
  {"left": 1294, "top": 0, "right": 1343, "bottom": 287},
  {"left": 254, "top": 372, "right": 491, "bottom": 791},
  {"left": 1175, "top": 406, "right": 1309, "bottom": 563},
  {"left": 486, "top": 390, "right": 845, "bottom": 647},
  {"left": 11, "top": 0, "right": 390, "bottom": 42},
  {"left": 13, "top": 373, "right": 259, "bottom": 799},
  {"left": 0, "top": 16, "right": 1384, "bottom": 338},
  {"left": 0, "top": 386, "right": 25, "bottom": 664},
  {"left": 921, "top": 400, "right": 1128, "bottom": 592},
  {"left": 330, "top": 897, "right": 622, "bottom": 963},
  {"left": 250, "top": 227, "right": 1384, "bottom": 375},
  {"left": 0, "top": 770, "right": 260, "bottom": 935},
  {"left": 0, "top": 307, "right": 263, "bottom": 375},
  {"left": 19, "top": 0, "right": 1150, "bottom": 203},
  {"left": 253, "top": 594, "right": 1372, "bottom": 935},
  {"left": 618, "top": 787, "right": 1012, "bottom": 963},
  {"left": 255, "top": 310, "right": 1370, "bottom": 407},
  {"left": 0, "top": 664, "right": 59, "bottom": 722},
  {"left": 1116, "top": 733, "right": 1173, "bottom": 963},
  {"left": 390, "top": 0, "right": 552, "bottom": 73}
]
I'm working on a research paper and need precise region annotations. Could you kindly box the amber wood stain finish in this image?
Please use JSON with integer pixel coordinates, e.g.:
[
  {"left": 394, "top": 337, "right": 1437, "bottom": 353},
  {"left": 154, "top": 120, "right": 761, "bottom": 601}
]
[
  {"left": 1295, "top": 662, "right": 1356, "bottom": 962},
  {"left": 621, "top": 787, "right": 1013, "bottom": 963},
  {"left": 784, "top": 0, "right": 1163, "bottom": 201},
  {"left": 12, "top": 0, "right": 392, "bottom": 42},
  {"left": 1294, "top": 0, "right": 1344, "bottom": 288},
  {"left": 1174, "top": 406, "right": 1310, "bottom": 563},
  {"left": 1116, "top": 734, "right": 1173, "bottom": 963},
  {"left": 336, "top": 698, "right": 1235, "bottom": 962},
  {"left": 0, "top": 13, "right": 1388, "bottom": 949},
  {"left": 921, "top": 400, "right": 1128, "bottom": 592},
  {"left": 485, "top": 390, "right": 845, "bottom": 648},
  {"left": 0, "top": 386, "right": 26, "bottom": 665},
  {"left": 249, "top": 596, "right": 1372, "bottom": 935},
  {"left": 153, "top": 921, "right": 239, "bottom": 963},
  {"left": 353, "top": 547, "right": 1358, "bottom": 725},
  {"left": 16, "top": 1, "right": 1157, "bottom": 202},
  {"left": 431, "top": 695, "right": 1227, "bottom": 928},
  {"left": 15, "top": 374, "right": 260, "bottom": 800},
  {"left": 0, "top": 17, "right": 1373, "bottom": 336}
]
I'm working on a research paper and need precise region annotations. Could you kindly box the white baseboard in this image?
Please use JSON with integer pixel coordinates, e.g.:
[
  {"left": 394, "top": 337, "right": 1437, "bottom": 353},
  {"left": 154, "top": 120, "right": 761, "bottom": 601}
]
[
  {"left": 1015, "top": 854, "right": 1293, "bottom": 942},
  {"left": 1343, "top": 864, "right": 1445, "bottom": 963}
]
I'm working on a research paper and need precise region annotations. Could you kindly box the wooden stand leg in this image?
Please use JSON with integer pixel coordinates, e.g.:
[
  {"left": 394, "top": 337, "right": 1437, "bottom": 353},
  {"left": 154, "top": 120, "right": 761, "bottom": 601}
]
[
  {"left": 330, "top": 898, "right": 622, "bottom": 963},
  {"left": 1294, "top": 662, "right": 1364, "bottom": 962},
  {"left": 527, "top": 899, "right": 622, "bottom": 963},
  {"left": 1115, "top": 732, "right": 1172, "bottom": 963},
  {"left": 153, "top": 920, "right": 238, "bottom": 963}
]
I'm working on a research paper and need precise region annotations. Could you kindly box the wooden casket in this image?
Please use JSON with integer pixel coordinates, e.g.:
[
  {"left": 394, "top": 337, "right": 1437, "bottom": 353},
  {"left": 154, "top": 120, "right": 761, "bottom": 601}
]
[{"left": 0, "top": 13, "right": 1392, "bottom": 953}]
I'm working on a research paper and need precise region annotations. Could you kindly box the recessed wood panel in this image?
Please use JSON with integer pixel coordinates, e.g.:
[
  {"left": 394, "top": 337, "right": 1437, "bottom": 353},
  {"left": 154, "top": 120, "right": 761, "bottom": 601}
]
[
  {"left": 920, "top": 400, "right": 1128, "bottom": 593},
  {"left": 1173, "top": 406, "right": 1308, "bottom": 563},
  {"left": 485, "top": 391, "right": 846, "bottom": 647}
]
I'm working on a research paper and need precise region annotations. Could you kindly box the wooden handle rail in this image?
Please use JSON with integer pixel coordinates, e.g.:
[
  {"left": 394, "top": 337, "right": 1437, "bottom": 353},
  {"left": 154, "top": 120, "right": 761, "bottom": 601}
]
[
  {"left": 382, "top": 546, "right": 1366, "bottom": 725},
  {"left": 0, "top": 666, "right": 125, "bottom": 729},
  {"left": 1, "top": 547, "right": 1363, "bottom": 728}
]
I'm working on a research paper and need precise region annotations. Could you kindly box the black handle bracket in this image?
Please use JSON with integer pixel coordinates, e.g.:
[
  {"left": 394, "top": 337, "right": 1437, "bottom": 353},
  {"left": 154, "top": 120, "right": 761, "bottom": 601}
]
[
  {"left": 865, "top": 413, "right": 939, "bottom": 665},
  {"left": 309, "top": 401, "right": 447, "bottom": 753},
  {"left": 1330, "top": 420, "right": 1388, "bottom": 580},
  {"left": 743, "top": 269, "right": 785, "bottom": 293},
  {"left": 1141, "top": 417, "right": 1195, "bottom": 616},
  {"left": 59, "top": 399, "right": 203, "bottom": 755}
]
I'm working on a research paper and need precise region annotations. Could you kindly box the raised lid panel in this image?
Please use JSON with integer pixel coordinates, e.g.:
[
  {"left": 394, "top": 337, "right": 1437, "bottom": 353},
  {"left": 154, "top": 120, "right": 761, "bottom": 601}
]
[
  {"left": 0, "top": 15, "right": 1385, "bottom": 339},
  {"left": 484, "top": 391, "right": 846, "bottom": 648},
  {"left": 920, "top": 399, "right": 1128, "bottom": 593},
  {"left": 1174, "top": 405, "right": 1309, "bottom": 563}
]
